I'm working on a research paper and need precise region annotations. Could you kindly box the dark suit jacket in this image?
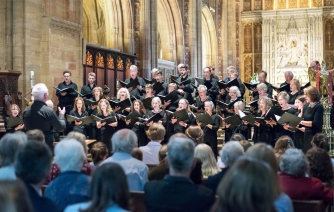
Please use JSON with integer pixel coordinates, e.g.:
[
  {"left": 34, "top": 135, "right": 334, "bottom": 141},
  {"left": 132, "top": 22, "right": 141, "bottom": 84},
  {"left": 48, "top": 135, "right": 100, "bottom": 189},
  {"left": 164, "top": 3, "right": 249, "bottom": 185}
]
[
  {"left": 144, "top": 175, "right": 215, "bottom": 212},
  {"left": 205, "top": 167, "right": 230, "bottom": 193},
  {"left": 125, "top": 77, "right": 146, "bottom": 98},
  {"left": 24, "top": 182, "right": 61, "bottom": 212}
]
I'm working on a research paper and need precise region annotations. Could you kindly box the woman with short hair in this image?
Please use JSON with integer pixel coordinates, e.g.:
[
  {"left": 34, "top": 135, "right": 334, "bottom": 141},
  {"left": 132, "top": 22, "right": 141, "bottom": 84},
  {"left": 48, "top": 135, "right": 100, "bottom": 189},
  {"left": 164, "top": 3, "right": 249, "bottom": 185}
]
[
  {"left": 254, "top": 83, "right": 271, "bottom": 100},
  {"left": 194, "top": 85, "right": 212, "bottom": 113},
  {"left": 5, "top": 104, "right": 24, "bottom": 133},
  {"left": 288, "top": 79, "right": 301, "bottom": 108}
]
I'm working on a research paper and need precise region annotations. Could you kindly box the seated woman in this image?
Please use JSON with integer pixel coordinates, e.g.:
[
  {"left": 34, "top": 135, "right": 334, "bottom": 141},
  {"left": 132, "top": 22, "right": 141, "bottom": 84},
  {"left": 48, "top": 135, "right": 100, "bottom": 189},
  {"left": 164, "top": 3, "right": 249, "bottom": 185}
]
[
  {"left": 310, "top": 133, "right": 334, "bottom": 167},
  {"left": 279, "top": 148, "right": 333, "bottom": 205},
  {"left": 4, "top": 104, "right": 24, "bottom": 133},
  {"left": 185, "top": 125, "right": 204, "bottom": 145},
  {"left": 64, "top": 163, "right": 129, "bottom": 212},
  {"left": 194, "top": 144, "right": 220, "bottom": 178},
  {"left": 273, "top": 135, "right": 294, "bottom": 164},
  {"left": 68, "top": 97, "right": 89, "bottom": 136},
  {"left": 45, "top": 138, "right": 91, "bottom": 211},
  {"left": 306, "top": 148, "right": 333, "bottom": 188},
  {"left": 89, "top": 142, "right": 108, "bottom": 169}
]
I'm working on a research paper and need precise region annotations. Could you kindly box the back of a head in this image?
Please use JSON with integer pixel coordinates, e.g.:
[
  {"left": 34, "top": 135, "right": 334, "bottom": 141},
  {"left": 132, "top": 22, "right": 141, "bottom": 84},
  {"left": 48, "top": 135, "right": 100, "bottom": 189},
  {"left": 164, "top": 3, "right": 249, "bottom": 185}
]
[
  {"left": 32, "top": 83, "right": 48, "bottom": 100},
  {"left": 239, "top": 140, "right": 252, "bottom": 152},
  {"left": 86, "top": 163, "right": 129, "bottom": 211},
  {"left": 194, "top": 144, "right": 219, "bottom": 176},
  {"left": 0, "top": 133, "right": 27, "bottom": 167},
  {"left": 246, "top": 143, "right": 279, "bottom": 173},
  {"left": 147, "top": 123, "right": 166, "bottom": 141},
  {"left": 230, "top": 133, "right": 245, "bottom": 141},
  {"left": 185, "top": 126, "right": 204, "bottom": 145},
  {"left": 215, "top": 158, "right": 278, "bottom": 212},
  {"left": 131, "top": 148, "right": 143, "bottom": 161},
  {"left": 112, "top": 129, "right": 137, "bottom": 154},
  {"left": 67, "top": 131, "right": 88, "bottom": 154},
  {"left": 167, "top": 136, "right": 195, "bottom": 173},
  {"left": 279, "top": 148, "right": 308, "bottom": 177},
  {"left": 311, "top": 133, "right": 329, "bottom": 152},
  {"left": 26, "top": 129, "right": 45, "bottom": 143},
  {"left": 158, "top": 145, "right": 168, "bottom": 161},
  {"left": 54, "top": 138, "right": 87, "bottom": 172},
  {"left": 90, "top": 142, "right": 108, "bottom": 165},
  {"left": 15, "top": 141, "right": 52, "bottom": 184},
  {"left": 220, "top": 141, "right": 244, "bottom": 167},
  {"left": 306, "top": 148, "right": 333, "bottom": 185},
  {"left": 274, "top": 136, "right": 294, "bottom": 155}
]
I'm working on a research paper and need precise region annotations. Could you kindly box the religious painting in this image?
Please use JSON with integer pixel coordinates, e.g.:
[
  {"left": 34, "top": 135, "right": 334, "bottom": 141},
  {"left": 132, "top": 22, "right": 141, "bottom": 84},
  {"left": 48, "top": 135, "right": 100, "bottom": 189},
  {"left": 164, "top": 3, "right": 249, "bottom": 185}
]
[
  {"left": 244, "top": 55, "right": 252, "bottom": 80},
  {"left": 324, "top": 19, "right": 334, "bottom": 51}
]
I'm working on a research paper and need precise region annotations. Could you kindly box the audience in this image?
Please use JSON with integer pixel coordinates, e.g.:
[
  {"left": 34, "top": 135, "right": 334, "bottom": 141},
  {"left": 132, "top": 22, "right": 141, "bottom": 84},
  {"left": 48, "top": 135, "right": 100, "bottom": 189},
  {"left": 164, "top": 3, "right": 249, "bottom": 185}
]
[
  {"left": 26, "top": 129, "right": 45, "bottom": 142},
  {"left": 213, "top": 157, "right": 279, "bottom": 212},
  {"left": 273, "top": 135, "right": 294, "bottom": 162},
  {"left": 306, "top": 148, "right": 333, "bottom": 187},
  {"left": 194, "top": 144, "right": 220, "bottom": 178},
  {"left": 279, "top": 148, "right": 333, "bottom": 204},
  {"left": 144, "top": 135, "right": 215, "bottom": 212},
  {"left": 45, "top": 138, "right": 90, "bottom": 211},
  {"left": 89, "top": 142, "right": 108, "bottom": 169},
  {"left": 132, "top": 147, "right": 143, "bottom": 161},
  {"left": 140, "top": 123, "right": 165, "bottom": 164},
  {"left": 101, "top": 129, "right": 149, "bottom": 191},
  {"left": 311, "top": 132, "right": 334, "bottom": 167},
  {"left": 64, "top": 163, "right": 129, "bottom": 212},
  {"left": 15, "top": 141, "right": 61, "bottom": 212},
  {"left": 245, "top": 143, "right": 293, "bottom": 212},
  {"left": 0, "top": 180, "right": 33, "bottom": 212},
  {"left": 230, "top": 133, "right": 245, "bottom": 141},
  {"left": 185, "top": 125, "right": 204, "bottom": 145},
  {"left": 206, "top": 141, "right": 244, "bottom": 193},
  {"left": 0, "top": 132, "right": 27, "bottom": 180},
  {"left": 239, "top": 139, "right": 252, "bottom": 152}
]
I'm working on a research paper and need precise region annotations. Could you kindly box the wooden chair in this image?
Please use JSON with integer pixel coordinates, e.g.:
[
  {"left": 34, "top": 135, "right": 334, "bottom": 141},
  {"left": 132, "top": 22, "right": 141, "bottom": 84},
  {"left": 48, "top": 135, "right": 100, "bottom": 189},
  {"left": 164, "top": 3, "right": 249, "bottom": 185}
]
[
  {"left": 292, "top": 200, "right": 328, "bottom": 212},
  {"left": 129, "top": 191, "right": 146, "bottom": 212}
]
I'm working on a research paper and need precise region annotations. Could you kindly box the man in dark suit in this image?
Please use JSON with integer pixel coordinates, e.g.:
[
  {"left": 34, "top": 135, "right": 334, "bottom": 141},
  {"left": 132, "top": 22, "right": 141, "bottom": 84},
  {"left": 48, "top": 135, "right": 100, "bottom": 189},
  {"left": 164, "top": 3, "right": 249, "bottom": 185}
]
[
  {"left": 80, "top": 72, "right": 96, "bottom": 98},
  {"left": 278, "top": 71, "right": 293, "bottom": 92},
  {"left": 196, "top": 67, "right": 219, "bottom": 103},
  {"left": 125, "top": 65, "right": 146, "bottom": 98},
  {"left": 176, "top": 65, "right": 195, "bottom": 104},
  {"left": 251, "top": 70, "right": 273, "bottom": 98},
  {"left": 144, "top": 135, "right": 215, "bottom": 212},
  {"left": 15, "top": 141, "right": 61, "bottom": 212},
  {"left": 206, "top": 141, "right": 244, "bottom": 193}
]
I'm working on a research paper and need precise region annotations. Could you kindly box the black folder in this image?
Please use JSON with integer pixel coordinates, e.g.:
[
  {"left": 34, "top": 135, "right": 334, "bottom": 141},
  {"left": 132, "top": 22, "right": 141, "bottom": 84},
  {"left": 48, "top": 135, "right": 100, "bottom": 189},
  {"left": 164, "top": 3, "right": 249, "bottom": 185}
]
[
  {"left": 203, "top": 80, "right": 213, "bottom": 90},
  {"left": 300, "top": 82, "right": 311, "bottom": 90},
  {"left": 223, "top": 115, "right": 242, "bottom": 128},
  {"left": 7, "top": 117, "right": 24, "bottom": 128},
  {"left": 171, "top": 78, "right": 192, "bottom": 86},
  {"left": 196, "top": 113, "right": 214, "bottom": 128},
  {"left": 253, "top": 116, "right": 265, "bottom": 123},
  {"left": 139, "top": 113, "right": 163, "bottom": 123},
  {"left": 74, "top": 90, "right": 93, "bottom": 99},
  {"left": 240, "top": 113, "right": 256, "bottom": 126},
  {"left": 189, "top": 105, "right": 204, "bottom": 113},
  {"left": 195, "top": 77, "right": 202, "bottom": 84},
  {"left": 170, "top": 75, "right": 179, "bottom": 81},
  {"left": 66, "top": 115, "right": 94, "bottom": 126},
  {"left": 276, "top": 112, "right": 302, "bottom": 130},
  {"left": 243, "top": 82, "right": 259, "bottom": 91},
  {"left": 118, "top": 78, "right": 140, "bottom": 89},
  {"left": 53, "top": 86, "right": 75, "bottom": 93},
  {"left": 84, "top": 99, "right": 100, "bottom": 106},
  {"left": 153, "top": 82, "right": 165, "bottom": 94},
  {"left": 165, "top": 109, "right": 189, "bottom": 121},
  {"left": 141, "top": 97, "right": 153, "bottom": 109},
  {"left": 264, "top": 106, "right": 284, "bottom": 121},
  {"left": 118, "top": 111, "right": 141, "bottom": 125},
  {"left": 248, "top": 100, "right": 258, "bottom": 108},
  {"left": 217, "top": 79, "right": 239, "bottom": 90},
  {"left": 109, "top": 99, "right": 131, "bottom": 110},
  {"left": 91, "top": 115, "right": 117, "bottom": 123},
  {"left": 158, "top": 90, "right": 179, "bottom": 103},
  {"left": 217, "top": 100, "right": 237, "bottom": 110},
  {"left": 143, "top": 78, "right": 156, "bottom": 84},
  {"left": 272, "top": 84, "right": 290, "bottom": 92}
]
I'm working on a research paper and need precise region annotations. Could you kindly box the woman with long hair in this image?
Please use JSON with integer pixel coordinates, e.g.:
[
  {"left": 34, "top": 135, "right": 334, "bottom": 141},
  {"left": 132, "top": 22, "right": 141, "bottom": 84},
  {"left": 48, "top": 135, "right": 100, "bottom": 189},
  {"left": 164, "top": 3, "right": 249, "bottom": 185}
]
[
  {"left": 5, "top": 104, "right": 24, "bottom": 133},
  {"left": 69, "top": 97, "right": 88, "bottom": 136},
  {"left": 194, "top": 144, "right": 220, "bottom": 178},
  {"left": 170, "top": 98, "right": 196, "bottom": 134},
  {"left": 114, "top": 87, "right": 131, "bottom": 131},
  {"left": 128, "top": 99, "right": 148, "bottom": 146},
  {"left": 294, "top": 95, "right": 306, "bottom": 150},
  {"left": 64, "top": 163, "right": 129, "bottom": 212},
  {"left": 273, "top": 135, "right": 295, "bottom": 163},
  {"left": 87, "top": 87, "right": 103, "bottom": 115},
  {"left": 96, "top": 99, "right": 117, "bottom": 153},
  {"left": 311, "top": 133, "right": 334, "bottom": 167}
]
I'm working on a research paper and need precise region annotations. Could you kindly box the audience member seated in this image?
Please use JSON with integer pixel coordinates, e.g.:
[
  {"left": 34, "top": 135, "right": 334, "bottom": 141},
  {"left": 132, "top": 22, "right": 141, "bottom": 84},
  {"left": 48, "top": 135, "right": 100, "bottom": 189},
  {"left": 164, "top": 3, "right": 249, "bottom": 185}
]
[
  {"left": 0, "top": 180, "right": 33, "bottom": 212},
  {"left": 274, "top": 136, "right": 294, "bottom": 165},
  {"left": 140, "top": 123, "right": 166, "bottom": 165},
  {"left": 101, "top": 129, "right": 149, "bottom": 191},
  {"left": 239, "top": 140, "right": 252, "bottom": 152},
  {"left": 49, "top": 132, "right": 92, "bottom": 181},
  {"left": 64, "top": 163, "right": 129, "bottom": 212},
  {"left": 15, "top": 141, "right": 61, "bottom": 212},
  {"left": 185, "top": 126, "right": 204, "bottom": 145},
  {"left": 279, "top": 148, "right": 333, "bottom": 205},
  {"left": 0, "top": 132, "right": 27, "bottom": 180},
  {"left": 212, "top": 157, "right": 279, "bottom": 212},
  {"left": 230, "top": 133, "right": 245, "bottom": 141},
  {"left": 132, "top": 147, "right": 143, "bottom": 161},
  {"left": 26, "top": 129, "right": 45, "bottom": 142},
  {"left": 306, "top": 148, "right": 333, "bottom": 188},
  {"left": 311, "top": 133, "right": 334, "bottom": 167},
  {"left": 245, "top": 143, "right": 294, "bottom": 212},
  {"left": 206, "top": 141, "right": 244, "bottom": 193},
  {"left": 194, "top": 144, "right": 220, "bottom": 178},
  {"left": 45, "top": 138, "right": 90, "bottom": 211},
  {"left": 89, "top": 142, "right": 108, "bottom": 169},
  {"left": 144, "top": 135, "right": 215, "bottom": 212}
]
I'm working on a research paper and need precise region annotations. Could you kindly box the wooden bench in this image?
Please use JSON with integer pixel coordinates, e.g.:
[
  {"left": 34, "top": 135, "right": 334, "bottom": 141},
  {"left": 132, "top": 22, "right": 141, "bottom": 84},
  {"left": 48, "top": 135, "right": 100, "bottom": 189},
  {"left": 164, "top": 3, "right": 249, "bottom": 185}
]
[{"left": 129, "top": 191, "right": 146, "bottom": 212}]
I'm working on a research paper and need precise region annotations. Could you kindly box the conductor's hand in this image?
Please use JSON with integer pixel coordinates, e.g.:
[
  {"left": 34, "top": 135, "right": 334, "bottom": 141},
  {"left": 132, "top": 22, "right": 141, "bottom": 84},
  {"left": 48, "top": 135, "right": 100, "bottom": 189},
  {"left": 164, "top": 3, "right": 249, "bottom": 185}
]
[{"left": 58, "top": 107, "right": 66, "bottom": 115}]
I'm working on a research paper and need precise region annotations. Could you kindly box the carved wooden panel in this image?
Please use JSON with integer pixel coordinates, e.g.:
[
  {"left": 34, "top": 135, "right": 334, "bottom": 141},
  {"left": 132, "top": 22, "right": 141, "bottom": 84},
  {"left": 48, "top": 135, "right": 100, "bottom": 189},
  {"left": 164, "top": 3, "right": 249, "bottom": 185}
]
[
  {"left": 277, "top": 0, "right": 286, "bottom": 9},
  {"left": 300, "top": 0, "right": 309, "bottom": 7},
  {"left": 289, "top": 0, "right": 298, "bottom": 8},
  {"left": 107, "top": 55, "right": 114, "bottom": 69},
  {"left": 244, "top": 55, "right": 252, "bottom": 82},
  {"left": 244, "top": 24, "right": 252, "bottom": 53},
  {"left": 324, "top": 53, "right": 334, "bottom": 70},
  {"left": 86, "top": 51, "right": 93, "bottom": 66},
  {"left": 243, "top": 0, "right": 251, "bottom": 11},
  {"left": 325, "top": 0, "right": 334, "bottom": 6},
  {"left": 254, "top": 54, "right": 262, "bottom": 73},
  {"left": 264, "top": 0, "right": 273, "bottom": 10},
  {"left": 117, "top": 57, "right": 124, "bottom": 70},
  {"left": 313, "top": 0, "right": 323, "bottom": 6},
  {"left": 96, "top": 53, "right": 104, "bottom": 67},
  {"left": 254, "top": 0, "right": 262, "bottom": 10},
  {"left": 324, "top": 19, "right": 334, "bottom": 51},
  {"left": 254, "top": 22, "right": 262, "bottom": 53}
]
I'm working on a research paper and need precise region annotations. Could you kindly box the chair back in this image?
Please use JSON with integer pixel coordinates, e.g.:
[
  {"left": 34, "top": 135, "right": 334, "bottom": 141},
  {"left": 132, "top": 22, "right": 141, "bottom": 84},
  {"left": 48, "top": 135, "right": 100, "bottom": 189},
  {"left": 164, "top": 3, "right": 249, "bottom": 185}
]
[
  {"left": 129, "top": 191, "right": 146, "bottom": 212},
  {"left": 292, "top": 200, "right": 328, "bottom": 212}
]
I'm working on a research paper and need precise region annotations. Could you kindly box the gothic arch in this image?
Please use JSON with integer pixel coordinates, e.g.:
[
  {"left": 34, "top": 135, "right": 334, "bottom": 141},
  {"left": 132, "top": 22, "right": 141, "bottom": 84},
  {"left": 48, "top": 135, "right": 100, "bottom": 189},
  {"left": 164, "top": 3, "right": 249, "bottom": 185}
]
[{"left": 202, "top": 6, "right": 218, "bottom": 69}]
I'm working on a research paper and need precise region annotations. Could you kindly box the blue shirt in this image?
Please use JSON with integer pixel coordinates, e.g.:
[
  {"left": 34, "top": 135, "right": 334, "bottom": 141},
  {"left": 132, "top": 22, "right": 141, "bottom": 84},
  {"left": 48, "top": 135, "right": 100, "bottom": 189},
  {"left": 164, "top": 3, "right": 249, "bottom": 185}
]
[
  {"left": 0, "top": 165, "right": 16, "bottom": 180},
  {"left": 45, "top": 171, "right": 90, "bottom": 211},
  {"left": 274, "top": 192, "right": 294, "bottom": 212},
  {"left": 64, "top": 201, "right": 129, "bottom": 212},
  {"left": 101, "top": 152, "right": 148, "bottom": 191}
]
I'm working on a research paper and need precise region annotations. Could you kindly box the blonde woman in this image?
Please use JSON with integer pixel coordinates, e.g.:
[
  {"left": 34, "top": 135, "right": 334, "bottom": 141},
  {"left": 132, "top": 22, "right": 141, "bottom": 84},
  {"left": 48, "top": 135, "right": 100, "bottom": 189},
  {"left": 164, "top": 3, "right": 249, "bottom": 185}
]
[
  {"left": 288, "top": 79, "right": 301, "bottom": 108},
  {"left": 5, "top": 104, "right": 24, "bottom": 133},
  {"left": 69, "top": 97, "right": 88, "bottom": 136},
  {"left": 194, "top": 144, "right": 220, "bottom": 178},
  {"left": 114, "top": 87, "right": 131, "bottom": 131},
  {"left": 88, "top": 86, "right": 103, "bottom": 115}
]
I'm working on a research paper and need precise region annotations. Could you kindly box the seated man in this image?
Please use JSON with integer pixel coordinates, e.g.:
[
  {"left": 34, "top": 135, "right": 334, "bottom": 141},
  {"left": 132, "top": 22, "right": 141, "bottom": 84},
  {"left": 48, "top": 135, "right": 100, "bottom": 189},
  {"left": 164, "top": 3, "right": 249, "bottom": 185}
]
[
  {"left": 139, "top": 123, "right": 166, "bottom": 165},
  {"left": 26, "top": 129, "right": 45, "bottom": 142},
  {"left": 15, "top": 141, "right": 61, "bottom": 212},
  {"left": 101, "top": 129, "right": 148, "bottom": 191},
  {"left": 144, "top": 135, "right": 215, "bottom": 212},
  {"left": 206, "top": 141, "right": 244, "bottom": 193}
]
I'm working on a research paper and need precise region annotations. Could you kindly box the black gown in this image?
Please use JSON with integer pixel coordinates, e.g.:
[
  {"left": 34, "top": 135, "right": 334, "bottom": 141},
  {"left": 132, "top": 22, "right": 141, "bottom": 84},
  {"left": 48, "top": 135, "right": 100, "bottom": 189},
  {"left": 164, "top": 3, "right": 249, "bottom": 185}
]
[
  {"left": 194, "top": 96, "right": 212, "bottom": 113},
  {"left": 4, "top": 115, "right": 23, "bottom": 133},
  {"left": 202, "top": 113, "right": 220, "bottom": 158},
  {"left": 68, "top": 110, "right": 89, "bottom": 136},
  {"left": 288, "top": 91, "right": 301, "bottom": 105},
  {"left": 274, "top": 108, "right": 297, "bottom": 142},
  {"left": 125, "top": 111, "right": 148, "bottom": 147},
  {"left": 97, "top": 111, "right": 117, "bottom": 154},
  {"left": 170, "top": 112, "right": 196, "bottom": 135},
  {"left": 114, "top": 98, "right": 131, "bottom": 132},
  {"left": 294, "top": 111, "right": 304, "bottom": 150},
  {"left": 252, "top": 112, "right": 276, "bottom": 147},
  {"left": 87, "top": 97, "right": 101, "bottom": 139},
  {"left": 301, "top": 102, "right": 324, "bottom": 153}
]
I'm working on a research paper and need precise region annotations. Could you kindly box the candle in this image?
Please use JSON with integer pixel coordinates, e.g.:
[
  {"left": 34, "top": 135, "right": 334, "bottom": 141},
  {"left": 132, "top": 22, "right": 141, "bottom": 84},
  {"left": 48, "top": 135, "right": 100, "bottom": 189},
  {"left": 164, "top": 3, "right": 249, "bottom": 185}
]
[
  {"left": 329, "top": 70, "right": 333, "bottom": 104},
  {"left": 316, "top": 70, "right": 320, "bottom": 91},
  {"left": 30, "top": 71, "right": 34, "bottom": 101}
]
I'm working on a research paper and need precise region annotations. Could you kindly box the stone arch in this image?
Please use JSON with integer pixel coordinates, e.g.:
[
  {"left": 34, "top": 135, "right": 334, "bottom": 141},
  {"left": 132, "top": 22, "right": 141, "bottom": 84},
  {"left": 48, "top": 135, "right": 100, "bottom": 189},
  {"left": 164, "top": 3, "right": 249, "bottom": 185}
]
[{"left": 202, "top": 6, "right": 218, "bottom": 70}]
